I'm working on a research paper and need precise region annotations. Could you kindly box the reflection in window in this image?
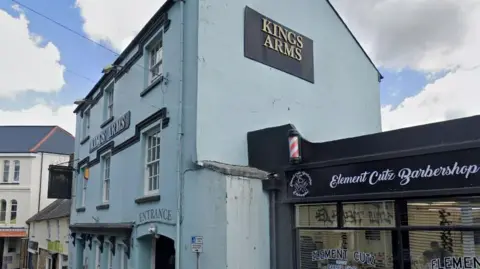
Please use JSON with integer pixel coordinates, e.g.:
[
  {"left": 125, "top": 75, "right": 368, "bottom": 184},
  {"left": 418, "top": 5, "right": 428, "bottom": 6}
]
[
  {"left": 299, "top": 230, "right": 393, "bottom": 269},
  {"left": 407, "top": 197, "right": 480, "bottom": 226},
  {"left": 408, "top": 230, "right": 480, "bottom": 269},
  {"left": 0, "top": 199, "right": 6, "bottom": 223},
  {"left": 296, "top": 203, "right": 337, "bottom": 228},
  {"left": 10, "top": 200, "right": 17, "bottom": 224},
  {"left": 342, "top": 201, "right": 395, "bottom": 228}
]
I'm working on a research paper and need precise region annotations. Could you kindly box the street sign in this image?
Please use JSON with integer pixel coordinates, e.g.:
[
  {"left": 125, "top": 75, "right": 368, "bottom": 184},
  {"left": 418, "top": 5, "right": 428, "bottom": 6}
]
[{"left": 191, "top": 236, "right": 203, "bottom": 253}]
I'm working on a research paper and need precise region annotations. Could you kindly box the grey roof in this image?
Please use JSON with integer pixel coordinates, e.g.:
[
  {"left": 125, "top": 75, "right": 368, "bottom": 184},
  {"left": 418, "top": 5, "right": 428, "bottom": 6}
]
[
  {"left": 198, "top": 160, "right": 270, "bottom": 180},
  {"left": 0, "top": 126, "right": 74, "bottom": 154},
  {"left": 26, "top": 199, "right": 71, "bottom": 223}
]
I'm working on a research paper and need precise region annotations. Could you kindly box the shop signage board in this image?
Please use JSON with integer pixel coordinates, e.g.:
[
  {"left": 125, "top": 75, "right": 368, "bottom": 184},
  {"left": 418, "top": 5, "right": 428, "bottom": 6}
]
[
  {"left": 286, "top": 147, "right": 480, "bottom": 198},
  {"left": 89, "top": 111, "right": 131, "bottom": 153},
  {"left": 191, "top": 236, "right": 203, "bottom": 253},
  {"left": 244, "top": 6, "right": 315, "bottom": 83}
]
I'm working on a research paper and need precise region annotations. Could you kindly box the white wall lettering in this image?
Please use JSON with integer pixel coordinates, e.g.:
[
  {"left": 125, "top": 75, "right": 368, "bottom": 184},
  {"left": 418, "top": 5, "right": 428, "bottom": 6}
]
[
  {"left": 431, "top": 256, "right": 480, "bottom": 269},
  {"left": 312, "top": 249, "right": 348, "bottom": 261},
  {"left": 329, "top": 162, "right": 480, "bottom": 189}
]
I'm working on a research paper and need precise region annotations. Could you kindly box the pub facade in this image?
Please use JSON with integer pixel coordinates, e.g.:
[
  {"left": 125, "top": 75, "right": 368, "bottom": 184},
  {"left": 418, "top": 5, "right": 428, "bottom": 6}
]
[
  {"left": 247, "top": 116, "right": 480, "bottom": 269},
  {"left": 61, "top": 0, "right": 383, "bottom": 268}
]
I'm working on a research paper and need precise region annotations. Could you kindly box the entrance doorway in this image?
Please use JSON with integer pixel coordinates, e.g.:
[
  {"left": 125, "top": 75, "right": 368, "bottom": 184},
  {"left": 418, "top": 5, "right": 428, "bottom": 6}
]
[{"left": 153, "top": 235, "right": 175, "bottom": 269}]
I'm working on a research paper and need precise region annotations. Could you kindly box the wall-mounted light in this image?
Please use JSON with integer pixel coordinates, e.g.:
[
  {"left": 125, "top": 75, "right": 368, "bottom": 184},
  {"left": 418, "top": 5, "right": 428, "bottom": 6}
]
[
  {"left": 73, "top": 99, "right": 95, "bottom": 105},
  {"left": 102, "top": 64, "right": 124, "bottom": 74},
  {"left": 288, "top": 129, "right": 302, "bottom": 164}
]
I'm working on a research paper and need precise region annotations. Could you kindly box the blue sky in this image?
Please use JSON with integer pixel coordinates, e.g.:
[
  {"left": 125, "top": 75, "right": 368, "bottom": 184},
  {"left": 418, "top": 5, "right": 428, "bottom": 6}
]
[
  {"left": 0, "top": 0, "right": 426, "bottom": 110},
  {"left": 1, "top": 0, "right": 477, "bottom": 134}
]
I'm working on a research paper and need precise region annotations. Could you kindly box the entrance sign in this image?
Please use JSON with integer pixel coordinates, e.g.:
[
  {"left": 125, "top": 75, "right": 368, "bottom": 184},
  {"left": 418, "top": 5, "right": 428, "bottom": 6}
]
[
  {"left": 191, "top": 236, "right": 203, "bottom": 253},
  {"left": 244, "top": 6, "right": 314, "bottom": 83},
  {"left": 138, "top": 208, "right": 174, "bottom": 225},
  {"left": 89, "top": 111, "right": 131, "bottom": 153},
  {"left": 286, "top": 148, "right": 480, "bottom": 198}
]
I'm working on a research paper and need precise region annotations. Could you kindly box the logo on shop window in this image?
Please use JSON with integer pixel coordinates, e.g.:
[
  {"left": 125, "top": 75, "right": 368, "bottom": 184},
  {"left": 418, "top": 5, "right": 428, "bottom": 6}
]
[{"left": 290, "top": 171, "right": 312, "bottom": 197}]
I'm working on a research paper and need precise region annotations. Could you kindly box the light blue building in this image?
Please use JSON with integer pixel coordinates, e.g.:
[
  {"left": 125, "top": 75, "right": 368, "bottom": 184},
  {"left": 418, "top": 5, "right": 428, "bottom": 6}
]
[{"left": 61, "top": 0, "right": 382, "bottom": 268}]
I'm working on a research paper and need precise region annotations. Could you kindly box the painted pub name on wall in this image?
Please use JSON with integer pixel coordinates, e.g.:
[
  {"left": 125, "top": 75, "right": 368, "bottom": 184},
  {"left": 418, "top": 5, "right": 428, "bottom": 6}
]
[
  {"left": 89, "top": 111, "right": 131, "bottom": 153},
  {"left": 329, "top": 162, "right": 480, "bottom": 189}
]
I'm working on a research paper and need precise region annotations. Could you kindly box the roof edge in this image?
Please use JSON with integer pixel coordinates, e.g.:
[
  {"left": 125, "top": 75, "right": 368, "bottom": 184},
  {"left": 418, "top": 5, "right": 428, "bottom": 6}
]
[
  {"left": 29, "top": 126, "right": 58, "bottom": 152},
  {"left": 74, "top": 0, "right": 175, "bottom": 114},
  {"left": 325, "top": 0, "right": 383, "bottom": 81}
]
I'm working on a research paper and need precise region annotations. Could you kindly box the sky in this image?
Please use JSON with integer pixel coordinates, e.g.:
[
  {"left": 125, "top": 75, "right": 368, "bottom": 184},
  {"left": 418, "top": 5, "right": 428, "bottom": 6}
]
[{"left": 0, "top": 0, "right": 479, "bottom": 136}]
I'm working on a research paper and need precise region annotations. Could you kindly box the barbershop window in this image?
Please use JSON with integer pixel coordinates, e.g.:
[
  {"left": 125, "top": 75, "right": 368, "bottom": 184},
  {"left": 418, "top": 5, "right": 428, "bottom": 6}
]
[{"left": 295, "top": 197, "right": 480, "bottom": 269}]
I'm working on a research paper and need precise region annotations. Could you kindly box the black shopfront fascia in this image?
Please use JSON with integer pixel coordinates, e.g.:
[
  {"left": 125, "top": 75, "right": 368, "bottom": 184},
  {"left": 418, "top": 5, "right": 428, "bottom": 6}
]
[{"left": 247, "top": 116, "right": 480, "bottom": 269}]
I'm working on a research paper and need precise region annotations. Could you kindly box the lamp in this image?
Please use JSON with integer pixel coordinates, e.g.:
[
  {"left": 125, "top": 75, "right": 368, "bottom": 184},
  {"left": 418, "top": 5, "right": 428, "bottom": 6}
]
[
  {"left": 288, "top": 129, "right": 302, "bottom": 164},
  {"left": 73, "top": 99, "right": 95, "bottom": 105},
  {"left": 102, "top": 64, "right": 123, "bottom": 74}
]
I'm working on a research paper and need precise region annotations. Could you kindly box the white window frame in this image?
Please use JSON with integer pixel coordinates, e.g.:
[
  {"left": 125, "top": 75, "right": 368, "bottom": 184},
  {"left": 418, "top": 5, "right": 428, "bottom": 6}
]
[
  {"left": 104, "top": 81, "right": 114, "bottom": 120},
  {"left": 56, "top": 219, "right": 60, "bottom": 240},
  {"left": 95, "top": 243, "right": 101, "bottom": 269},
  {"left": 101, "top": 152, "right": 112, "bottom": 203},
  {"left": 81, "top": 166, "right": 88, "bottom": 207},
  {"left": 10, "top": 199, "right": 17, "bottom": 224},
  {"left": 3, "top": 160, "right": 10, "bottom": 182},
  {"left": 46, "top": 256, "right": 53, "bottom": 269},
  {"left": 13, "top": 160, "right": 19, "bottom": 182},
  {"left": 148, "top": 40, "right": 163, "bottom": 84},
  {"left": 47, "top": 220, "right": 51, "bottom": 239},
  {"left": 144, "top": 126, "right": 161, "bottom": 195},
  {"left": 82, "top": 109, "right": 90, "bottom": 140}
]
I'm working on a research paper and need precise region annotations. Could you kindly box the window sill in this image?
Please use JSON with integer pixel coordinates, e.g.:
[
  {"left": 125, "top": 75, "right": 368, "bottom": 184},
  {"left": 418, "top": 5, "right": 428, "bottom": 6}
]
[
  {"left": 80, "top": 136, "right": 90, "bottom": 145},
  {"left": 76, "top": 207, "right": 86, "bottom": 213},
  {"left": 140, "top": 75, "right": 164, "bottom": 98},
  {"left": 100, "top": 117, "right": 114, "bottom": 128},
  {"left": 0, "top": 182, "right": 19, "bottom": 185},
  {"left": 134, "top": 194, "right": 161, "bottom": 204},
  {"left": 96, "top": 204, "right": 110, "bottom": 210}
]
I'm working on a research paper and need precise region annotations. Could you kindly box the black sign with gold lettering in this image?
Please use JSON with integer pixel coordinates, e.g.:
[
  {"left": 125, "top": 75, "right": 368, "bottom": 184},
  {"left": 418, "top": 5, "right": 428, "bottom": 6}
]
[{"left": 244, "top": 6, "right": 314, "bottom": 83}]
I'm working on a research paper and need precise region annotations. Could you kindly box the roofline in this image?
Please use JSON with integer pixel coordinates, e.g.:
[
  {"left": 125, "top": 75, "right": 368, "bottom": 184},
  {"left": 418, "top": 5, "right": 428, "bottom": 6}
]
[
  {"left": 325, "top": 0, "right": 383, "bottom": 81},
  {"left": 74, "top": 0, "right": 176, "bottom": 114},
  {"left": 29, "top": 126, "right": 58, "bottom": 152}
]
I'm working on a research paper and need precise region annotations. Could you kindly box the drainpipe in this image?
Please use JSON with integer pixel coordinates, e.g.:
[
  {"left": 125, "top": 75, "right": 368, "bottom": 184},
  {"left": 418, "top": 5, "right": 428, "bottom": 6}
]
[
  {"left": 37, "top": 153, "right": 44, "bottom": 213},
  {"left": 174, "top": 0, "right": 185, "bottom": 268}
]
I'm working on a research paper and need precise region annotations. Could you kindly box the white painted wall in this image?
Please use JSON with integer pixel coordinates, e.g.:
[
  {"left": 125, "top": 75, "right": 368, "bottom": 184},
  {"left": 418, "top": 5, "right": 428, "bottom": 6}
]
[
  {"left": 0, "top": 153, "right": 70, "bottom": 228},
  {"left": 182, "top": 169, "right": 269, "bottom": 269},
  {"left": 29, "top": 217, "right": 70, "bottom": 256},
  {"left": 225, "top": 175, "right": 269, "bottom": 269},
  {"left": 0, "top": 153, "right": 69, "bottom": 269}
]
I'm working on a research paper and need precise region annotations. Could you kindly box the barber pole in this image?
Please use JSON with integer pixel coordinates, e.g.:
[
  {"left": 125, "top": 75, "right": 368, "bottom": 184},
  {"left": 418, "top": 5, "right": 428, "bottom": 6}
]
[{"left": 288, "top": 129, "right": 302, "bottom": 164}]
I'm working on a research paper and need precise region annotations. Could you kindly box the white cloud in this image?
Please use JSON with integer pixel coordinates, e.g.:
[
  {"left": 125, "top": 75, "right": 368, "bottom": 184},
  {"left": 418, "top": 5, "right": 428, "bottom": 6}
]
[
  {"left": 0, "top": 104, "right": 76, "bottom": 135},
  {"left": 0, "top": 8, "right": 65, "bottom": 98},
  {"left": 330, "top": 0, "right": 480, "bottom": 131},
  {"left": 75, "top": 0, "right": 166, "bottom": 52}
]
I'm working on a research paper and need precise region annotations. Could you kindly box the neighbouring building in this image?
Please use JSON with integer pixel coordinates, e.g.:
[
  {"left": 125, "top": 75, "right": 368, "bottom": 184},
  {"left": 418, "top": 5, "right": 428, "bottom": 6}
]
[
  {"left": 247, "top": 115, "right": 480, "bottom": 269},
  {"left": 0, "top": 126, "right": 74, "bottom": 269},
  {"left": 54, "top": 0, "right": 382, "bottom": 269},
  {"left": 26, "top": 199, "right": 71, "bottom": 269}
]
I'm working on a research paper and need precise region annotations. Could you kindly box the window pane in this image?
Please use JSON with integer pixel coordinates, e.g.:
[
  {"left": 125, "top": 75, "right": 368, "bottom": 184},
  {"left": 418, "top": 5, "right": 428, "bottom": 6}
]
[
  {"left": 296, "top": 204, "right": 337, "bottom": 228},
  {"left": 299, "top": 230, "right": 393, "bottom": 269},
  {"left": 408, "top": 230, "right": 480, "bottom": 269},
  {"left": 342, "top": 201, "right": 395, "bottom": 228},
  {"left": 406, "top": 197, "right": 480, "bottom": 226},
  {"left": 13, "top": 160, "right": 20, "bottom": 182},
  {"left": 3, "top": 160, "right": 9, "bottom": 182}
]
